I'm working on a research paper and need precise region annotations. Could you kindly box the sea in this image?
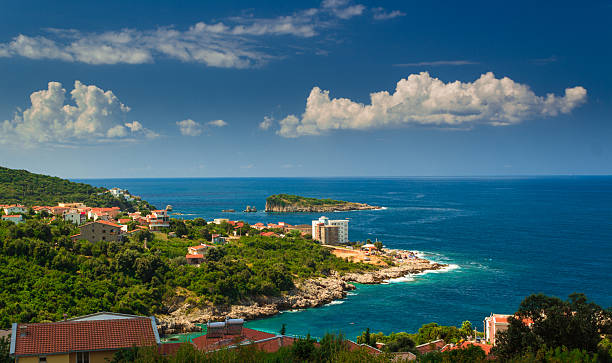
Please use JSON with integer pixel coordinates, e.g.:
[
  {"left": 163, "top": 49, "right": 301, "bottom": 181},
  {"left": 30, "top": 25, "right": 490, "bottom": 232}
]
[{"left": 75, "top": 177, "right": 612, "bottom": 339}]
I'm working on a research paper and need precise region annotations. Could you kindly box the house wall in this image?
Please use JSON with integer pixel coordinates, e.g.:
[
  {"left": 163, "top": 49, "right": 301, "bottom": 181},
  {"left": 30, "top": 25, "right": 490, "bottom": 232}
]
[
  {"left": 17, "top": 354, "right": 70, "bottom": 363},
  {"left": 77, "top": 223, "right": 122, "bottom": 242},
  {"left": 321, "top": 225, "right": 340, "bottom": 245}
]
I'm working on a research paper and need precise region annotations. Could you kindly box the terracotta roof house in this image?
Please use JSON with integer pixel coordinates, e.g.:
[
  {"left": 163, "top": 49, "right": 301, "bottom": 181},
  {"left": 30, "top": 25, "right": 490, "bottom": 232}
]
[
  {"left": 72, "top": 220, "right": 124, "bottom": 243},
  {"left": 415, "top": 339, "right": 446, "bottom": 355},
  {"left": 484, "top": 313, "right": 534, "bottom": 345},
  {"left": 9, "top": 313, "right": 160, "bottom": 362},
  {"left": 1, "top": 215, "right": 23, "bottom": 224}
]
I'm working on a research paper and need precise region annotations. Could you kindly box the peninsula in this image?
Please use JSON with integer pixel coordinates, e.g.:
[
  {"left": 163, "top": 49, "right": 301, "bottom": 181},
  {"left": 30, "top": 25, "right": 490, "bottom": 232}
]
[{"left": 265, "top": 194, "right": 380, "bottom": 213}]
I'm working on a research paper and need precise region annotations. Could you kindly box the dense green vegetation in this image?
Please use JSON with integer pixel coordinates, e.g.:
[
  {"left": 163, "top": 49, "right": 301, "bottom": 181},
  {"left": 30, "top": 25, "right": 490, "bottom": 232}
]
[
  {"left": 355, "top": 294, "right": 612, "bottom": 362},
  {"left": 0, "top": 166, "right": 154, "bottom": 212},
  {"left": 357, "top": 321, "right": 475, "bottom": 354},
  {"left": 111, "top": 333, "right": 391, "bottom": 363},
  {"left": 266, "top": 194, "right": 349, "bottom": 207},
  {"left": 0, "top": 216, "right": 375, "bottom": 328},
  {"left": 494, "top": 293, "right": 612, "bottom": 362}
]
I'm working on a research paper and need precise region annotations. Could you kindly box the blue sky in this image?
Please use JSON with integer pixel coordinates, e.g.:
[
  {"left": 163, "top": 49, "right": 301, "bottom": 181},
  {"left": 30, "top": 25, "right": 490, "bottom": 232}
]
[{"left": 0, "top": 0, "right": 610, "bottom": 178}]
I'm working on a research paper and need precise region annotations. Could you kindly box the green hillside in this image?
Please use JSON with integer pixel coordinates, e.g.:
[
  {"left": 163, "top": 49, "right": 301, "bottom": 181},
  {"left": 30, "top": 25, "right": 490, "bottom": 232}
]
[{"left": 0, "top": 166, "right": 154, "bottom": 212}]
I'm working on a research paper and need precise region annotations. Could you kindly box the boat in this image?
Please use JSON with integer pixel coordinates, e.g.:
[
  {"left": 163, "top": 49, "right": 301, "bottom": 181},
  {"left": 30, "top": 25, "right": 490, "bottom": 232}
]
[
  {"left": 166, "top": 205, "right": 173, "bottom": 211},
  {"left": 222, "top": 209, "right": 236, "bottom": 213},
  {"left": 243, "top": 205, "right": 257, "bottom": 212}
]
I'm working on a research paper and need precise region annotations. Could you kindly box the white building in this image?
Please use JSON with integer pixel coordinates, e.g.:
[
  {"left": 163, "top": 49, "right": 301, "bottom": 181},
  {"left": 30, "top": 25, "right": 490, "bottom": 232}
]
[
  {"left": 312, "top": 216, "right": 349, "bottom": 244},
  {"left": 2, "top": 215, "right": 23, "bottom": 224},
  {"left": 148, "top": 210, "right": 170, "bottom": 230},
  {"left": 3, "top": 205, "right": 28, "bottom": 215},
  {"left": 64, "top": 211, "right": 85, "bottom": 225}
]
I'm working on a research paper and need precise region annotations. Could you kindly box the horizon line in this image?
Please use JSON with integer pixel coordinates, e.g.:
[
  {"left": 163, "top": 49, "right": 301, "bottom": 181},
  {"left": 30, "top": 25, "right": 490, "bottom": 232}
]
[{"left": 69, "top": 174, "right": 612, "bottom": 180}]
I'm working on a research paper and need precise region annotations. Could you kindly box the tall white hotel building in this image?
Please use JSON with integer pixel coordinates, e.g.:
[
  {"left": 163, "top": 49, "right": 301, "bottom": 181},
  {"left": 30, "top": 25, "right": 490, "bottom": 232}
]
[{"left": 311, "top": 216, "right": 349, "bottom": 244}]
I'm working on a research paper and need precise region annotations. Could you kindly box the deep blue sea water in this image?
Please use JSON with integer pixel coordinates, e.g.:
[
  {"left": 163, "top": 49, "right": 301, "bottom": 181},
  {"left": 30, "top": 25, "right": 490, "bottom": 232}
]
[{"left": 76, "top": 177, "right": 612, "bottom": 339}]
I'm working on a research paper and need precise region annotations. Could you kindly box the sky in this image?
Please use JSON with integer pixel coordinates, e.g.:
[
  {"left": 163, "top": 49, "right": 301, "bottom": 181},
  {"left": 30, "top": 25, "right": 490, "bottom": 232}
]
[{"left": 0, "top": 0, "right": 611, "bottom": 178}]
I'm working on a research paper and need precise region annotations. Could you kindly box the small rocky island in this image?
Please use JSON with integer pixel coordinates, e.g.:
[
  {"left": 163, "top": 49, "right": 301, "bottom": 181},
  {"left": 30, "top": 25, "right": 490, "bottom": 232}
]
[{"left": 265, "top": 194, "right": 380, "bottom": 213}]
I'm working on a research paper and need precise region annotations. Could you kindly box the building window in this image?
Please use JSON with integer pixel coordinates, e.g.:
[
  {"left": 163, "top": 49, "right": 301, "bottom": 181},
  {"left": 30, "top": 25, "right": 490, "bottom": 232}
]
[
  {"left": 77, "top": 352, "right": 90, "bottom": 363},
  {"left": 102, "top": 236, "right": 106, "bottom": 241}
]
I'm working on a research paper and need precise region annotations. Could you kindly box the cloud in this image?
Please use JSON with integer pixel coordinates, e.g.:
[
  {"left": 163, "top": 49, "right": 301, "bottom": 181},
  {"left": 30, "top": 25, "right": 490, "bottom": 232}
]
[
  {"left": 394, "top": 60, "right": 479, "bottom": 67},
  {"left": 1, "top": 81, "right": 156, "bottom": 145},
  {"left": 207, "top": 119, "right": 227, "bottom": 127},
  {"left": 0, "top": 1, "right": 398, "bottom": 68},
  {"left": 372, "top": 7, "right": 406, "bottom": 20},
  {"left": 277, "top": 72, "right": 587, "bottom": 137},
  {"left": 177, "top": 119, "right": 203, "bottom": 136},
  {"left": 259, "top": 116, "right": 274, "bottom": 130}
]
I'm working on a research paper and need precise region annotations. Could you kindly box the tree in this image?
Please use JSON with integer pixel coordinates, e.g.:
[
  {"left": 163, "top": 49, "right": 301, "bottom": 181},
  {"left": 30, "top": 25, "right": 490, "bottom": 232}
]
[
  {"left": 374, "top": 241, "right": 383, "bottom": 251},
  {"left": 280, "top": 323, "right": 286, "bottom": 335},
  {"left": 495, "top": 293, "right": 612, "bottom": 360},
  {"left": 460, "top": 320, "right": 473, "bottom": 337}
]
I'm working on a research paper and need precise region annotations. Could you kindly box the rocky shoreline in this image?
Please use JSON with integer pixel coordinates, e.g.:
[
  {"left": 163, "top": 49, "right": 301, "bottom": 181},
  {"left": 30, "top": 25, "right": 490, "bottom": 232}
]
[{"left": 158, "top": 258, "right": 446, "bottom": 334}]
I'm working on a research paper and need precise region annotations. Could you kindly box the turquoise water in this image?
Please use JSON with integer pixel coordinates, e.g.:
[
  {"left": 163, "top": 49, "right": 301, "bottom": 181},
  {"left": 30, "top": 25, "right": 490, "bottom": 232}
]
[{"left": 77, "top": 177, "right": 612, "bottom": 339}]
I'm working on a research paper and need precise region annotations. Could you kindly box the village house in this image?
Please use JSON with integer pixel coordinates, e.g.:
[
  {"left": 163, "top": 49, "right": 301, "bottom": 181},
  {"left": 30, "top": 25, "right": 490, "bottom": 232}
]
[
  {"left": 484, "top": 313, "right": 533, "bottom": 346},
  {"left": 32, "top": 206, "right": 54, "bottom": 214},
  {"left": 50, "top": 206, "right": 70, "bottom": 216},
  {"left": 3, "top": 205, "right": 28, "bottom": 215},
  {"left": 88, "top": 207, "right": 120, "bottom": 220},
  {"left": 186, "top": 254, "right": 205, "bottom": 265},
  {"left": 1, "top": 215, "right": 23, "bottom": 224},
  {"left": 415, "top": 339, "right": 447, "bottom": 355},
  {"left": 211, "top": 234, "right": 226, "bottom": 244},
  {"left": 188, "top": 244, "right": 212, "bottom": 255},
  {"left": 71, "top": 220, "right": 124, "bottom": 243},
  {"left": 64, "top": 210, "right": 86, "bottom": 225},
  {"left": 252, "top": 222, "right": 266, "bottom": 230},
  {"left": 148, "top": 210, "right": 170, "bottom": 231},
  {"left": 9, "top": 312, "right": 160, "bottom": 362},
  {"left": 58, "top": 202, "right": 86, "bottom": 209}
]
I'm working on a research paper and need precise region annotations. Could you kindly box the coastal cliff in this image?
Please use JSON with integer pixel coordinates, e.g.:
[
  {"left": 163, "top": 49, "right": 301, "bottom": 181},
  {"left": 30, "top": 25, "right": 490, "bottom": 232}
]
[
  {"left": 158, "top": 258, "right": 445, "bottom": 333},
  {"left": 265, "top": 194, "right": 380, "bottom": 213}
]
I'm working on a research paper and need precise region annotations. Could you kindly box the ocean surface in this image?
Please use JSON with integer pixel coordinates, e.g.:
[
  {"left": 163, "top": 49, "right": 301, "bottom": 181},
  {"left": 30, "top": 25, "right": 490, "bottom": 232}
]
[{"left": 76, "top": 177, "right": 612, "bottom": 339}]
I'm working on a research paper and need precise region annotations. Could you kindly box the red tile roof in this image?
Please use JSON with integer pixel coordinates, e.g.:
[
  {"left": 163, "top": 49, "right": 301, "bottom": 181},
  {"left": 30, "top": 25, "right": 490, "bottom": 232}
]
[
  {"left": 252, "top": 336, "right": 296, "bottom": 353},
  {"left": 12, "top": 318, "right": 158, "bottom": 356},
  {"left": 345, "top": 340, "right": 382, "bottom": 355},
  {"left": 191, "top": 328, "right": 276, "bottom": 351},
  {"left": 442, "top": 341, "right": 493, "bottom": 355},
  {"left": 260, "top": 232, "right": 277, "bottom": 237},
  {"left": 416, "top": 339, "right": 446, "bottom": 354},
  {"left": 186, "top": 254, "right": 204, "bottom": 259},
  {"left": 2, "top": 215, "right": 22, "bottom": 218},
  {"left": 93, "top": 220, "right": 122, "bottom": 228}
]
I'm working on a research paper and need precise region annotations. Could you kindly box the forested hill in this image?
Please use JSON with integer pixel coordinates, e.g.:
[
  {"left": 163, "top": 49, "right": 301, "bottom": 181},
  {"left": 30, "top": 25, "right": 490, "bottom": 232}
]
[{"left": 0, "top": 166, "right": 154, "bottom": 212}]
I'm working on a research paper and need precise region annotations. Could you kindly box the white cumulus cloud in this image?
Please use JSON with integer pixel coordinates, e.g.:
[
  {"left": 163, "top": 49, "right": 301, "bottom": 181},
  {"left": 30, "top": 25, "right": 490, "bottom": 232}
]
[
  {"left": 277, "top": 72, "right": 587, "bottom": 137},
  {"left": 177, "top": 119, "right": 203, "bottom": 136},
  {"left": 1, "top": 81, "right": 156, "bottom": 145},
  {"left": 207, "top": 119, "right": 227, "bottom": 127},
  {"left": 259, "top": 116, "right": 274, "bottom": 130}
]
